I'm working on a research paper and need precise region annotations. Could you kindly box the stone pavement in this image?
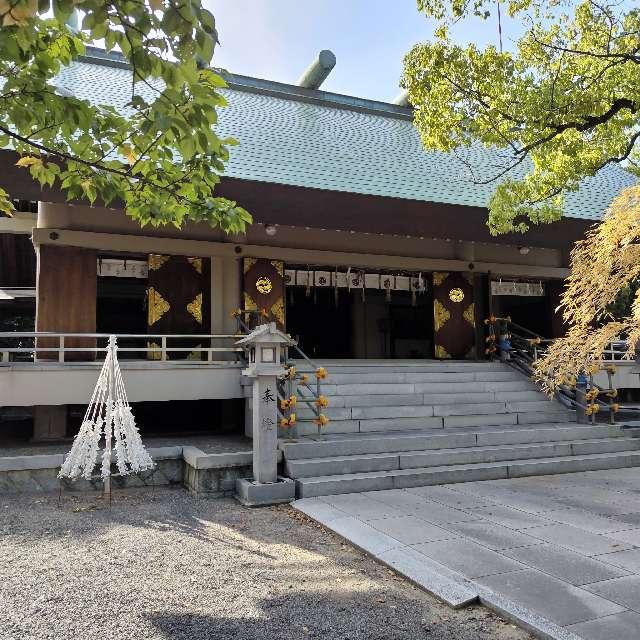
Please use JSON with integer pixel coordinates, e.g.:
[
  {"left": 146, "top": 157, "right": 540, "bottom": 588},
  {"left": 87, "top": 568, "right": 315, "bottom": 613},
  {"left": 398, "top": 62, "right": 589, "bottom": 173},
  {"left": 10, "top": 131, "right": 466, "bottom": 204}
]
[{"left": 294, "top": 468, "right": 640, "bottom": 640}]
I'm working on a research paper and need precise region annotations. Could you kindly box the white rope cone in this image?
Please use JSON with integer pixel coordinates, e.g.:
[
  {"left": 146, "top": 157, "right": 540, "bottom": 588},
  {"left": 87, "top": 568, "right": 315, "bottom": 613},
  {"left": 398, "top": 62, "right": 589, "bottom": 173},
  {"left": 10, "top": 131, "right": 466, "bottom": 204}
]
[{"left": 59, "top": 336, "right": 155, "bottom": 480}]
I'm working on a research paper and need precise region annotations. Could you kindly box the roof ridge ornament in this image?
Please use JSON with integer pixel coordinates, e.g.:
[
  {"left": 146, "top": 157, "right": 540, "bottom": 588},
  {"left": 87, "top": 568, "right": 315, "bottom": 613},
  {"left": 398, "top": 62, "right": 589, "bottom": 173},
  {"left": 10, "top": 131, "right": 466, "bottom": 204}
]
[{"left": 297, "top": 50, "right": 337, "bottom": 89}]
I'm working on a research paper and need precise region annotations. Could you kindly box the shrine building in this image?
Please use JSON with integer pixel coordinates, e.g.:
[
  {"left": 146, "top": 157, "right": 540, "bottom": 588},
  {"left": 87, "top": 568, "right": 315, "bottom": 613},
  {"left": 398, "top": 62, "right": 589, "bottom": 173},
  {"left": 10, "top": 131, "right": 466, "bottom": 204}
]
[{"left": 0, "top": 46, "right": 634, "bottom": 443}]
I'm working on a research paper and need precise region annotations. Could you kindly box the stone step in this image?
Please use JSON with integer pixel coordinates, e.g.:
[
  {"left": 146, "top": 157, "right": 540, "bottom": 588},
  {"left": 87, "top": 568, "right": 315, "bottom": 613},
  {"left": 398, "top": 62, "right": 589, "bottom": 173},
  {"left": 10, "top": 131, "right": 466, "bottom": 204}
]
[
  {"left": 420, "top": 390, "right": 546, "bottom": 405},
  {"left": 328, "top": 393, "right": 425, "bottom": 408},
  {"left": 317, "top": 379, "right": 537, "bottom": 396},
  {"left": 294, "top": 420, "right": 362, "bottom": 436},
  {"left": 324, "top": 370, "right": 524, "bottom": 384},
  {"left": 294, "top": 450, "right": 640, "bottom": 498},
  {"left": 306, "top": 389, "right": 547, "bottom": 410},
  {"left": 441, "top": 410, "right": 576, "bottom": 429},
  {"left": 294, "top": 407, "right": 576, "bottom": 435},
  {"left": 285, "top": 438, "right": 640, "bottom": 478},
  {"left": 280, "top": 424, "right": 626, "bottom": 460},
  {"left": 297, "top": 406, "right": 576, "bottom": 436},
  {"left": 505, "top": 400, "right": 562, "bottom": 412},
  {"left": 297, "top": 400, "right": 565, "bottom": 421},
  {"left": 294, "top": 361, "right": 511, "bottom": 374},
  {"left": 515, "top": 410, "right": 576, "bottom": 425},
  {"left": 359, "top": 416, "right": 446, "bottom": 432}
]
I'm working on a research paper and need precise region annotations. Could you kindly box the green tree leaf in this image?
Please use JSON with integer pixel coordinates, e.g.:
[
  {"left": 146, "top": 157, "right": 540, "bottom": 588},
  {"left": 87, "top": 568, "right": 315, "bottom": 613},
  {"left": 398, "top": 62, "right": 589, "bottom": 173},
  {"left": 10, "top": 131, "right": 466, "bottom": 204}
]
[
  {"left": 0, "top": 1, "right": 252, "bottom": 233},
  {"left": 404, "top": 0, "right": 639, "bottom": 234}
]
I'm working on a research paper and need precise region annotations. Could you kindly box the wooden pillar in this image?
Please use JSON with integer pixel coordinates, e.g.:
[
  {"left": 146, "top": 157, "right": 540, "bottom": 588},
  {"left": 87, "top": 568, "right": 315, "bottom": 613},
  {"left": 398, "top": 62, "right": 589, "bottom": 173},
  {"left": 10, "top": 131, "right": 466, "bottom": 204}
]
[
  {"left": 36, "top": 244, "right": 97, "bottom": 360},
  {"left": 473, "top": 273, "right": 490, "bottom": 359}
]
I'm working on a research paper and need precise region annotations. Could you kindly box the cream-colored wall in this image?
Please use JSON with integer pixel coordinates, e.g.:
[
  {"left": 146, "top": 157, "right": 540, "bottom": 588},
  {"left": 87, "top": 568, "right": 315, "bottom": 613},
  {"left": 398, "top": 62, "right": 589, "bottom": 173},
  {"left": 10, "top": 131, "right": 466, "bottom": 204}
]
[
  {"left": 594, "top": 362, "right": 640, "bottom": 390},
  {"left": 0, "top": 363, "right": 244, "bottom": 406},
  {"left": 0, "top": 211, "right": 36, "bottom": 234},
  {"left": 210, "top": 256, "right": 241, "bottom": 335}
]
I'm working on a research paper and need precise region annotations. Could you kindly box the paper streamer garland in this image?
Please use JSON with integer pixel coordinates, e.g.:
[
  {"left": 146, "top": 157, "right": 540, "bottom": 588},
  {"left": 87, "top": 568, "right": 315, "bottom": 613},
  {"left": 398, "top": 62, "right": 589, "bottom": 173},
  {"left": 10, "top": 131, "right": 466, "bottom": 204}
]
[{"left": 59, "top": 336, "right": 155, "bottom": 482}]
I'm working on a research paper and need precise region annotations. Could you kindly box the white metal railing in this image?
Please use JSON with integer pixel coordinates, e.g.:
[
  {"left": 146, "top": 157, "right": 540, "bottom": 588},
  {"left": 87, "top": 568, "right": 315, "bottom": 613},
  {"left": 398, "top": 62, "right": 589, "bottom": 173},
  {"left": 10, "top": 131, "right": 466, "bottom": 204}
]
[
  {"left": 0, "top": 332, "right": 246, "bottom": 364},
  {"left": 602, "top": 340, "right": 631, "bottom": 362}
]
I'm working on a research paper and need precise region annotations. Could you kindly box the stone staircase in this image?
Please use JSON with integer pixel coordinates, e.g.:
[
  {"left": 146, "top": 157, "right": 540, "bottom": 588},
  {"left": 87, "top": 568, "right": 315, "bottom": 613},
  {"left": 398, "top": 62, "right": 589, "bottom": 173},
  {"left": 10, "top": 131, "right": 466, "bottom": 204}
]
[{"left": 282, "top": 361, "right": 640, "bottom": 498}]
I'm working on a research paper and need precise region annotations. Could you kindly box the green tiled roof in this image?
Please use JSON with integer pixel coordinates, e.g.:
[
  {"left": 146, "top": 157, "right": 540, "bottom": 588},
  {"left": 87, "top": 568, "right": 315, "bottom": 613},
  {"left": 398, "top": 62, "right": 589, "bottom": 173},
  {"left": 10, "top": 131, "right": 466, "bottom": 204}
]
[{"left": 54, "top": 48, "right": 636, "bottom": 223}]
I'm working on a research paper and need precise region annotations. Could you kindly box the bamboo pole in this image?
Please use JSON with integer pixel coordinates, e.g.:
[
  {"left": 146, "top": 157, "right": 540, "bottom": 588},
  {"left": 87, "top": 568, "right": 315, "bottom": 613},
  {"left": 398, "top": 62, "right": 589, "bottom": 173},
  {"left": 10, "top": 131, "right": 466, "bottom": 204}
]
[{"left": 103, "top": 336, "right": 115, "bottom": 499}]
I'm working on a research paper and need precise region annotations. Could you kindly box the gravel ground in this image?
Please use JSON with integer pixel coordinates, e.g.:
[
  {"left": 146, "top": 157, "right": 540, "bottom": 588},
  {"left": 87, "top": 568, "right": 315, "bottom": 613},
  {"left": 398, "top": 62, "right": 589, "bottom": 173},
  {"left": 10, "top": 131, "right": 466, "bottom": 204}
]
[{"left": 0, "top": 488, "right": 532, "bottom": 640}]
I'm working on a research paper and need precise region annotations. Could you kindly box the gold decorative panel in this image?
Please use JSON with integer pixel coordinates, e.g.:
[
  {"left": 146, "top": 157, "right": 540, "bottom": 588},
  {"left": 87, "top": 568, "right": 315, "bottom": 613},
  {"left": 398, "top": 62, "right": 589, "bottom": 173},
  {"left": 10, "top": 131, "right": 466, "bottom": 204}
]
[
  {"left": 432, "top": 271, "right": 476, "bottom": 360},
  {"left": 434, "top": 299, "right": 451, "bottom": 332},
  {"left": 148, "top": 254, "right": 170, "bottom": 271},
  {"left": 147, "top": 341, "right": 162, "bottom": 360},
  {"left": 270, "top": 298, "right": 285, "bottom": 325},
  {"left": 270, "top": 260, "right": 284, "bottom": 277},
  {"left": 148, "top": 287, "right": 170, "bottom": 326},
  {"left": 433, "top": 272, "right": 449, "bottom": 287},
  {"left": 243, "top": 257, "right": 257, "bottom": 273},
  {"left": 186, "top": 345, "right": 203, "bottom": 360},
  {"left": 187, "top": 293, "right": 203, "bottom": 324},
  {"left": 435, "top": 345, "right": 451, "bottom": 359},
  {"left": 256, "top": 276, "right": 273, "bottom": 294},
  {"left": 146, "top": 254, "right": 209, "bottom": 360},
  {"left": 243, "top": 258, "right": 285, "bottom": 330},
  {"left": 243, "top": 291, "right": 257, "bottom": 312},
  {"left": 463, "top": 303, "right": 475, "bottom": 327},
  {"left": 187, "top": 257, "right": 203, "bottom": 274}
]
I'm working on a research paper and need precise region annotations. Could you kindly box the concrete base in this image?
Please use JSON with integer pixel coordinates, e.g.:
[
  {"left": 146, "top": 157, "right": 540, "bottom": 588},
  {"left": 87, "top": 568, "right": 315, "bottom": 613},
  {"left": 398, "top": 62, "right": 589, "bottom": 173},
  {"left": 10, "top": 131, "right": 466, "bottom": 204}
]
[{"left": 235, "top": 476, "right": 296, "bottom": 507}]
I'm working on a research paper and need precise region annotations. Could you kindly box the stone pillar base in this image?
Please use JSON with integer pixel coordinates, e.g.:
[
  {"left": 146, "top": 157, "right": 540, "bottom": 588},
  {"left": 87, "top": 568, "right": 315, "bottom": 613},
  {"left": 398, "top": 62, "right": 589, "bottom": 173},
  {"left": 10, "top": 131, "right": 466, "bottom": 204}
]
[{"left": 235, "top": 476, "right": 296, "bottom": 507}]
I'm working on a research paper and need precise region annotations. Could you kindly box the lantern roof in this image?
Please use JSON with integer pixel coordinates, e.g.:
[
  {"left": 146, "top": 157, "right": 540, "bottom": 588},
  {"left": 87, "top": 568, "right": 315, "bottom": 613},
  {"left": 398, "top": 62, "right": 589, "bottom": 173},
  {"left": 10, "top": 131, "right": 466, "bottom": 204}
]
[{"left": 236, "top": 322, "right": 295, "bottom": 346}]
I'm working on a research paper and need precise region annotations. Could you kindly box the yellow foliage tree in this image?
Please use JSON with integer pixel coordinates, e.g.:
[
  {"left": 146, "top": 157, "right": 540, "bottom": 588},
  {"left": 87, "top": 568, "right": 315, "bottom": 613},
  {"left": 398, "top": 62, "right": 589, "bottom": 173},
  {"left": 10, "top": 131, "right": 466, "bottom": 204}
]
[{"left": 534, "top": 185, "right": 640, "bottom": 390}]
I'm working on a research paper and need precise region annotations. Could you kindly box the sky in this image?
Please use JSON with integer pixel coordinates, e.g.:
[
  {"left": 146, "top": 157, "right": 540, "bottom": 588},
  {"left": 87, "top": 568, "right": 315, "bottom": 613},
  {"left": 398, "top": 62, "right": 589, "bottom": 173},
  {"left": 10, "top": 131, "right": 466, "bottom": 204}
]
[{"left": 207, "top": 0, "right": 522, "bottom": 103}]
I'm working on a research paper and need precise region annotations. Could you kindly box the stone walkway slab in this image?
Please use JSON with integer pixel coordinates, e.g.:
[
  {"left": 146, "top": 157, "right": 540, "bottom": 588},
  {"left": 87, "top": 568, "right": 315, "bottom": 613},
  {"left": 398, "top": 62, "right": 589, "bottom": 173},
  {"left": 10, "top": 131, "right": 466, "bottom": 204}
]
[
  {"left": 471, "top": 503, "right": 552, "bottom": 530},
  {"left": 293, "top": 468, "right": 640, "bottom": 640},
  {"left": 499, "top": 543, "right": 630, "bottom": 586},
  {"left": 477, "top": 569, "right": 626, "bottom": 626},
  {"left": 441, "top": 520, "right": 543, "bottom": 551},
  {"left": 584, "top": 575, "right": 640, "bottom": 612},
  {"left": 412, "top": 538, "right": 527, "bottom": 579},
  {"left": 522, "top": 523, "right": 631, "bottom": 556},
  {"left": 595, "top": 548, "right": 640, "bottom": 573},
  {"left": 566, "top": 610, "right": 640, "bottom": 640},
  {"left": 366, "top": 515, "right": 455, "bottom": 545}
]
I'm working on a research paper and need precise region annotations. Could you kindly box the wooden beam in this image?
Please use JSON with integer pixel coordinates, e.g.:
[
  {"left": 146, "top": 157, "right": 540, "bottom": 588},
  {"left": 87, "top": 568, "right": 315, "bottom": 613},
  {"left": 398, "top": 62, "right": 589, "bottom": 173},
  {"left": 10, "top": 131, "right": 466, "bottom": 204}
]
[{"left": 32, "top": 227, "right": 569, "bottom": 279}]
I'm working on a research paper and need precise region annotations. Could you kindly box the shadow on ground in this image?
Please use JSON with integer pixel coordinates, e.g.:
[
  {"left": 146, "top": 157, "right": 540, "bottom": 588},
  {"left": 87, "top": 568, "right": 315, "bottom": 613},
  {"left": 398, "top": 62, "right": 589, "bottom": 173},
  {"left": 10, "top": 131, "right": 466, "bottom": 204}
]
[{"left": 148, "top": 593, "right": 507, "bottom": 640}]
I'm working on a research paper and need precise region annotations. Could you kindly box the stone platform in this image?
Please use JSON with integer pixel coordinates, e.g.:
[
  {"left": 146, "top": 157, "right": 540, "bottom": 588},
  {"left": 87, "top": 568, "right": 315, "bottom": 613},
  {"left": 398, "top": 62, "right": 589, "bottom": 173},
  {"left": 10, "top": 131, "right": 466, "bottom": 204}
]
[{"left": 0, "top": 434, "right": 267, "bottom": 498}]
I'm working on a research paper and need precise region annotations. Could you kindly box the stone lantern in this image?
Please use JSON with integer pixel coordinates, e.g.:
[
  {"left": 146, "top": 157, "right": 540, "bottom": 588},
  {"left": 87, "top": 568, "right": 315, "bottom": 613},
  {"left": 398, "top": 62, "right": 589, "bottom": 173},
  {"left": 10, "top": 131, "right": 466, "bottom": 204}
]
[{"left": 235, "top": 323, "right": 296, "bottom": 506}]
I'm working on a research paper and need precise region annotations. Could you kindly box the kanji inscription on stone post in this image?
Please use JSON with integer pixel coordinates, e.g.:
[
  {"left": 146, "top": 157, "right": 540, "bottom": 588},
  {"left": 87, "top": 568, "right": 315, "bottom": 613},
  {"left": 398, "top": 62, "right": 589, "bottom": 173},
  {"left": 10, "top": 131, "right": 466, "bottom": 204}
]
[{"left": 252, "top": 372, "right": 279, "bottom": 482}]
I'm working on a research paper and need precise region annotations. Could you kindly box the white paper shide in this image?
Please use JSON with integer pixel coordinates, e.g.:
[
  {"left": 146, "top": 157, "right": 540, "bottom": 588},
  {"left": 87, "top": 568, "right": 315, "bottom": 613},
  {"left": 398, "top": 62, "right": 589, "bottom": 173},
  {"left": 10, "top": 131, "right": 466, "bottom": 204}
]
[{"left": 59, "top": 336, "right": 155, "bottom": 484}]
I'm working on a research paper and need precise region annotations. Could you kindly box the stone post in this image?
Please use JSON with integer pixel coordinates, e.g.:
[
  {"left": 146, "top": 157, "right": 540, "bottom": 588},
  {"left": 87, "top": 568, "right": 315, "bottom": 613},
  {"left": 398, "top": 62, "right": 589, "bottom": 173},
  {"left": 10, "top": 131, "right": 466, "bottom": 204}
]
[
  {"left": 235, "top": 323, "right": 296, "bottom": 506},
  {"left": 249, "top": 368, "right": 280, "bottom": 483}
]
